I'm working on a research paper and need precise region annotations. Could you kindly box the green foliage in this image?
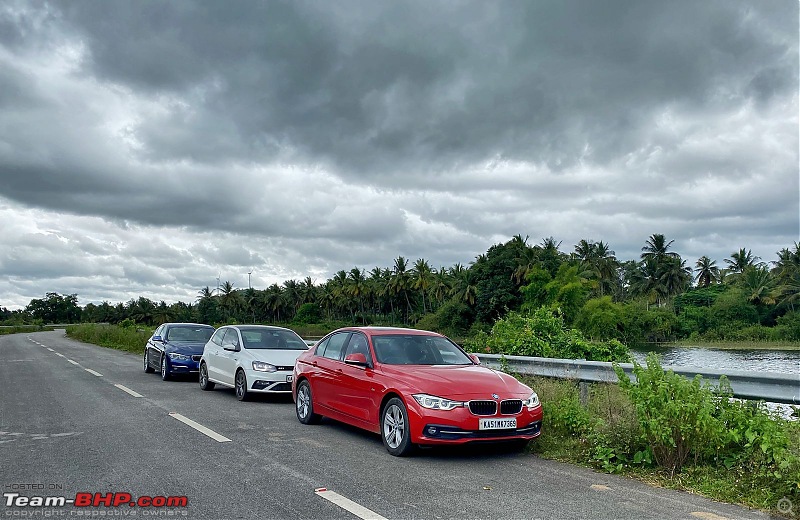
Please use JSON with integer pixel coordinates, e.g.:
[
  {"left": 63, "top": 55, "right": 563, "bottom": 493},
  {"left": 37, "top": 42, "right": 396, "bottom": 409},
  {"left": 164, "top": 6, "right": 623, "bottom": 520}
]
[
  {"left": 465, "top": 307, "right": 629, "bottom": 362},
  {"left": 25, "top": 292, "right": 81, "bottom": 324},
  {"left": 66, "top": 323, "right": 152, "bottom": 354},
  {"left": 774, "top": 311, "right": 800, "bottom": 341},
  {"left": 415, "top": 300, "right": 474, "bottom": 338},
  {"left": 293, "top": 303, "right": 322, "bottom": 324},
  {"left": 614, "top": 354, "right": 723, "bottom": 474},
  {"left": 523, "top": 371, "right": 799, "bottom": 516},
  {"left": 575, "top": 296, "right": 625, "bottom": 341},
  {"left": 0, "top": 325, "right": 53, "bottom": 335}
]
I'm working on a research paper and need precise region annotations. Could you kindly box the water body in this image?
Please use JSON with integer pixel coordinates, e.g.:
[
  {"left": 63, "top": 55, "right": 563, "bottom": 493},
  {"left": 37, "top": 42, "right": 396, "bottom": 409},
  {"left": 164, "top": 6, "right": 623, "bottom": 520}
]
[{"left": 630, "top": 344, "right": 800, "bottom": 375}]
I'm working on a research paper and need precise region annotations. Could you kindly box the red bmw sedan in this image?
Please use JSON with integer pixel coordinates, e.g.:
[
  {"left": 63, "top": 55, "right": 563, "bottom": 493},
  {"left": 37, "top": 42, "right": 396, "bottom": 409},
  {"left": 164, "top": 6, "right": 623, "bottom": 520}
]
[{"left": 292, "top": 326, "right": 543, "bottom": 456}]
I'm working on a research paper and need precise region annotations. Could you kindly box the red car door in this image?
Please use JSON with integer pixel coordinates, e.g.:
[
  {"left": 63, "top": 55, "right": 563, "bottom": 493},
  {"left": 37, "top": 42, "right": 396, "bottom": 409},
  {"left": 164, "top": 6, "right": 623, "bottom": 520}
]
[
  {"left": 336, "top": 332, "right": 380, "bottom": 425},
  {"left": 312, "top": 332, "right": 351, "bottom": 413}
]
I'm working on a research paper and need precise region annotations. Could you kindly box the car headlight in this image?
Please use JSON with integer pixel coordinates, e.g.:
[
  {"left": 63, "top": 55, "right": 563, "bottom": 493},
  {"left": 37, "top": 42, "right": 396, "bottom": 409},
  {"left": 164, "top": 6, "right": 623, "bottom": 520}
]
[
  {"left": 167, "top": 352, "right": 191, "bottom": 361},
  {"left": 252, "top": 361, "right": 277, "bottom": 372},
  {"left": 522, "top": 392, "right": 540, "bottom": 410},
  {"left": 412, "top": 394, "right": 464, "bottom": 411}
]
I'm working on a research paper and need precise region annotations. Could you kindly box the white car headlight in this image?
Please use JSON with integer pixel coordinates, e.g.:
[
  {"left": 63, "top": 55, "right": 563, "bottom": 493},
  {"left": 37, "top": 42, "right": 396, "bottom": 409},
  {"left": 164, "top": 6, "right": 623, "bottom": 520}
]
[
  {"left": 167, "top": 352, "right": 191, "bottom": 361},
  {"left": 252, "top": 361, "right": 277, "bottom": 372},
  {"left": 522, "top": 392, "right": 540, "bottom": 410},
  {"left": 412, "top": 394, "right": 464, "bottom": 411}
]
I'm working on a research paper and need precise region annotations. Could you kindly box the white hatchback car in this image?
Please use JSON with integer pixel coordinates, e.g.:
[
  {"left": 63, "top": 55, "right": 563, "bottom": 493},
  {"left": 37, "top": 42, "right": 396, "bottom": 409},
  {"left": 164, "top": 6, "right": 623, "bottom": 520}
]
[{"left": 199, "top": 325, "right": 309, "bottom": 400}]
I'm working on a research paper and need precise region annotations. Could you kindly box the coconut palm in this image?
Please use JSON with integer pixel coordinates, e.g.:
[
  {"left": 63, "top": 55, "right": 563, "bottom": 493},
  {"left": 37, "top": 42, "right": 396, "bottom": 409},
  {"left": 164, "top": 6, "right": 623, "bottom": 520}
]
[
  {"left": 641, "top": 234, "right": 679, "bottom": 264},
  {"left": 412, "top": 259, "right": 434, "bottom": 313},
  {"left": 724, "top": 248, "right": 762, "bottom": 274},
  {"left": 694, "top": 256, "right": 720, "bottom": 287},
  {"left": 739, "top": 265, "right": 776, "bottom": 305}
]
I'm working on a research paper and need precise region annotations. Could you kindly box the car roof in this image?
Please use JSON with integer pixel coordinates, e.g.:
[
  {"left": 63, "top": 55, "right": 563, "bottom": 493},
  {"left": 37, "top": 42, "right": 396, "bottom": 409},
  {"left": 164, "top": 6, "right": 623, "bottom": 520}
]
[
  {"left": 336, "top": 326, "right": 443, "bottom": 337},
  {"left": 164, "top": 322, "right": 214, "bottom": 328},
  {"left": 228, "top": 325, "right": 297, "bottom": 332}
]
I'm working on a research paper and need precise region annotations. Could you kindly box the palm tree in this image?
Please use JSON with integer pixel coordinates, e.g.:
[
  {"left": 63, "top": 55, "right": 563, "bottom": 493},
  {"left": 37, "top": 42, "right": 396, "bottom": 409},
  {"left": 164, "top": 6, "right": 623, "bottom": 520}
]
[
  {"left": 739, "top": 265, "right": 776, "bottom": 305},
  {"left": 724, "top": 248, "right": 762, "bottom": 274},
  {"left": 694, "top": 256, "right": 720, "bottom": 287},
  {"left": 450, "top": 267, "right": 478, "bottom": 306},
  {"left": 412, "top": 259, "right": 434, "bottom": 313},
  {"left": 219, "top": 281, "right": 240, "bottom": 321},
  {"left": 347, "top": 268, "right": 367, "bottom": 322},
  {"left": 660, "top": 257, "right": 692, "bottom": 301},
  {"left": 389, "top": 257, "right": 413, "bottom": 322},
  {"left": 641, "top": 234, "right": 679, "bottom": 264}
]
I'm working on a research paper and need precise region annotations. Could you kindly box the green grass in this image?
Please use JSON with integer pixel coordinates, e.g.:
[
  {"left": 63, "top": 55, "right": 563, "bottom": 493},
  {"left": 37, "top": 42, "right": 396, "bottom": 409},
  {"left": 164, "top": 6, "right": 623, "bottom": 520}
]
[
  {"left": 520, "top": 374, "right": 800, "bottom": 518},
  {"left": 66, "top": 323, "right": 152, "bottom": 354},
  {"left": 0, "top": 325, "right": 55, "bottom": 335}
]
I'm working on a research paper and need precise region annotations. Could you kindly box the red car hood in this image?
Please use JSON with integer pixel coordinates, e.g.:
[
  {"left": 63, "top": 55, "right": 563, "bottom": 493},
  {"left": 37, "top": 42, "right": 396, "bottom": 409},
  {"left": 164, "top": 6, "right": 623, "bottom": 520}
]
[{"left": 378, "top": 364, "right": 531, "bottom": 399}]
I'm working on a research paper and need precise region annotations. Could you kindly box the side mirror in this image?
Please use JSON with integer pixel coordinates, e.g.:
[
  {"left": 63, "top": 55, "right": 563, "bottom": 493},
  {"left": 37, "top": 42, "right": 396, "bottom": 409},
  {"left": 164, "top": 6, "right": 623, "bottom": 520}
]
[
  {"left": 152, "top": 335, "right": 163, "bottom": 343},
  {"left": 344, "top": 353, "right": 369, "bottom": 367},
  {"left": 468, "top": 354, "right": 481, "bottom": 365},
  {"left": 222, "top": 342, "right": 239, "bottom": 352}
]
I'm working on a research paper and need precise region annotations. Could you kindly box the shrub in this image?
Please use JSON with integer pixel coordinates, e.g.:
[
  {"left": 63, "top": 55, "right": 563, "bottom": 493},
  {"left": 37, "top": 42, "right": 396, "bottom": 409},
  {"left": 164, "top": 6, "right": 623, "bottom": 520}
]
[
  {"left": 465, "top": 307, "right": 629, "bottom": 362},
  {"left": 614, "top": 354, "right": 725, "bottom": 475}
]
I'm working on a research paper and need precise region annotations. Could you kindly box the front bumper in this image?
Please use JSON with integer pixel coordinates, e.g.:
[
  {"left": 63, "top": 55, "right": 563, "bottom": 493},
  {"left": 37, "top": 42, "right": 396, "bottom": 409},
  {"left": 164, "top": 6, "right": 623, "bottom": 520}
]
[
  {"left": 247, "top": 369, "right": 294, "bottom": 393},
  {"left": 167, "top": 358, "right": 200, "bottom": 373},
  {"left": 407, "top": 400, "right": 544, "bottom": 445}
]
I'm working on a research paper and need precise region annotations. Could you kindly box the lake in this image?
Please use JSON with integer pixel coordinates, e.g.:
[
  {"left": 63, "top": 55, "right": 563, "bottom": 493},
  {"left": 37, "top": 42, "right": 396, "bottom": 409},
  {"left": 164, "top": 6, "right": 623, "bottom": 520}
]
[{"left": 630, "top": 344, "right": 800, "bottom": 375}]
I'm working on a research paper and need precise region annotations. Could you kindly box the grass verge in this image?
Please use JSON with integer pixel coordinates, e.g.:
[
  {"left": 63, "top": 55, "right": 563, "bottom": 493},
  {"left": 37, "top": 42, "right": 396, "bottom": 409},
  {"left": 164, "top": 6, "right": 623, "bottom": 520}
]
[
  {"left": 521, "top": 373, "right": 799, "bottom": 518},
  {"left": 66, "top": 323, "right": 152, "bottom": 354}
]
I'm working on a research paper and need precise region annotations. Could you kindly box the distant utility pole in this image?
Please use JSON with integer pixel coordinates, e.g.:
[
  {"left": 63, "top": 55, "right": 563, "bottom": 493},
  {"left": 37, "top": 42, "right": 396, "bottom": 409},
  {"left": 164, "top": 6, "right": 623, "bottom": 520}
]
[
  {"left": 247, "top": 271, "right": 253, "bottom": 289},
  {"left": 216, "top": 274, "right": 220, "bottom": 295}
]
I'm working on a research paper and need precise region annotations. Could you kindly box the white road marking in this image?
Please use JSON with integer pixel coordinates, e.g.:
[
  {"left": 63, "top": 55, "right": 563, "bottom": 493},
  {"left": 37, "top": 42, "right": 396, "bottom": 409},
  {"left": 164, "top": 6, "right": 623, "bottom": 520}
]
[
  {"left": 67, "top": 359, "right": 80, "bottom": 366},
  {"left": 314, "top": 488, "right": 388, "bottom": 520},
  {"left": 85, "top": 369, "right": 103, "bottom": 377},
  {"left": 54, "top": 353, "right": 65, "bottom": 358},
  {"left": 46, "top": 348, "right": 54, "bottom": 352},
  {"left": 114, "top": 384, "right": 143, "bottom": 398},
  {"left": 168, "top": 413, "right": 231, "bottom": 443}
]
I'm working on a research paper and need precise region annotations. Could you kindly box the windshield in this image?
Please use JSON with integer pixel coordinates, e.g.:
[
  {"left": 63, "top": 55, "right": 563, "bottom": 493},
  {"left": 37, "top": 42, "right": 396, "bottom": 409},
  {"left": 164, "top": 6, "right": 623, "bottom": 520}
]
[
  {"left": 165, "top": 326, "right": 214, "bottom": 342},
  {"left": 239, "top": 328, "right": 308, "bottom": 350},
  {"left": 372, "top": 334, "right": 471, "bottom": 365}
]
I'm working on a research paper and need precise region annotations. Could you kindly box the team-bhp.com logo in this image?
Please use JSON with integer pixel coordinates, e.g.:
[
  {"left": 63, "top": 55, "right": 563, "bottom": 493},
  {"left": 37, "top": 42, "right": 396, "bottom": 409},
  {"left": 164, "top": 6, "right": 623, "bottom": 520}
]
[{"left": 4, "top": 492, "right": 188, "bottom": 508}]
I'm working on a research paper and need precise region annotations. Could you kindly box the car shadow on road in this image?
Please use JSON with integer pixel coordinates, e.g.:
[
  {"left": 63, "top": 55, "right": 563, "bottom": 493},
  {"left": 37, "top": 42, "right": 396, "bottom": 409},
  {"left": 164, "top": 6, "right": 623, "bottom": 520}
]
[{"left": 313, "top": 417, "right": 531, "bottom": 460}]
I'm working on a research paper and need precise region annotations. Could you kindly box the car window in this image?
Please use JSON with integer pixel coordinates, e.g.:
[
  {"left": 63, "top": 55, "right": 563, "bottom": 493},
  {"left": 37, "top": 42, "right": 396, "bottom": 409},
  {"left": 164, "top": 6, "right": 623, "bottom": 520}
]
[
  {"left": 314, "top": 336, "right": 329, "bottom": 356},
  {"left": 154, "top": 325, "right": 164, "bottom": 338},
  {"left": 320, "top": 332, "right": 350, "bottom": 361},
  {"left": 372, "top": 335, "right": 471, "bottom": 365},
  {"left": 166, "top": 326, "right": 214, "bottom": 342},
  {"left": 210, "top": 328, "right": 226, "bottom": 346},
  {"left": 221, "top": 329, "right": 240, "bottom": 347},
  {"left": 239, "top": 328, "right": 309, "bottom": 350},
  {"left": 343, "top": 333, "right": 372, "bottom": 364}
]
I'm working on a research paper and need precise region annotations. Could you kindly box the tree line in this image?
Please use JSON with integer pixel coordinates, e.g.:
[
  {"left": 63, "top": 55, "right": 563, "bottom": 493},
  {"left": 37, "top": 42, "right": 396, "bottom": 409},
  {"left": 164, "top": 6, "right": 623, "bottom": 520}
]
[{"left": 3, "top": 234, "right": 798, "bottom": 344}]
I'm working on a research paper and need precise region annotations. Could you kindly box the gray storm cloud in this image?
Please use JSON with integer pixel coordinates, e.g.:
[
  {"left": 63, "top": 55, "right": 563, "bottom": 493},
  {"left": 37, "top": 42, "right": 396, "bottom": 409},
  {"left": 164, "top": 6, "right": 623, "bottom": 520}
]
[{"left": 0, "top": 0, "right": 796, "bottom": 308}]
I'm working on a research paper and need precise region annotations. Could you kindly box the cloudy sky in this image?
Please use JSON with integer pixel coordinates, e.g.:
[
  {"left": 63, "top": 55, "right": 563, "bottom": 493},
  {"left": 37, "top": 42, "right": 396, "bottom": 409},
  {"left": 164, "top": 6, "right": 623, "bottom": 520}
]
[{"left": 0, "top": 0, "right": 797, "bottom": 310}]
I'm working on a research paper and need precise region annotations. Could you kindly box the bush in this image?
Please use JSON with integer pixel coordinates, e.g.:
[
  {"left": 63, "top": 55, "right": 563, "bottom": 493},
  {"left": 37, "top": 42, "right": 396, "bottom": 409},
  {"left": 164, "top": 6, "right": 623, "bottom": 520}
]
[
  {"left": 293, "top": 303, "right": 322, "bottom": 325},
  {"left": 614, "top": 354, "right": 723, "bottom": 475},
  {"left": 464, "top": 307, "right": 629, "bottom": 362}
]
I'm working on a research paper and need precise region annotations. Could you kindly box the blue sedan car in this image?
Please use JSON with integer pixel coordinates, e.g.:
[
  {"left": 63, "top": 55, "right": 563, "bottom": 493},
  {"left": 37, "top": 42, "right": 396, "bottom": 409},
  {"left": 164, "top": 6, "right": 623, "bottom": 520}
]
[{"left": 143, "top": 323, "right": 215, "bottom": 380}]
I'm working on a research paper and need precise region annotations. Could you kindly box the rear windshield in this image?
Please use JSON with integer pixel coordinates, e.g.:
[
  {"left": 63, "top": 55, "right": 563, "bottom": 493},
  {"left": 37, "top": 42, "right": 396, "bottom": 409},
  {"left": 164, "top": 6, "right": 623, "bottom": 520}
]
[
  {"left": 372, "top": 334, "right": 471, "bottom": 365},
  {"left": 239, "top": 328, "right": 308, "bottom": 350},
  {"left": 165, "top": 326, "right": 214, "bottom": 342}
]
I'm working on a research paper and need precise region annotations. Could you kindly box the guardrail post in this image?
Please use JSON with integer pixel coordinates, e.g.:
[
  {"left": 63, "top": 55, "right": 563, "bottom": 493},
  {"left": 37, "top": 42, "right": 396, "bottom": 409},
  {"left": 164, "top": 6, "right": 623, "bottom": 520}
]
[{"left": 579, "top": 381, "right": 589, "bottom": 406}]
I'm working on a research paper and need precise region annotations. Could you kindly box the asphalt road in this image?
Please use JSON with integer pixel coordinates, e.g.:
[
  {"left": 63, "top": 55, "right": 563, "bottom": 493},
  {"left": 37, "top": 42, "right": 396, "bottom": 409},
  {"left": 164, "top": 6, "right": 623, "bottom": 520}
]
[{"left": 0, "top": 331, "right": 778, "bottom": 520}]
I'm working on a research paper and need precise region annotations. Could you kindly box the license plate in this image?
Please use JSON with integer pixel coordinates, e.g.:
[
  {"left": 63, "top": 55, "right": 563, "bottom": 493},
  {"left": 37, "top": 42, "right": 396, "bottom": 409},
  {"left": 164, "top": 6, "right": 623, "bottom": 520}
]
[
  {"left": 286, "top": 375, "right": 294, "bottom": 383},
  {"left": 479, "top": 418, "right": 517, "bottom": 430}
]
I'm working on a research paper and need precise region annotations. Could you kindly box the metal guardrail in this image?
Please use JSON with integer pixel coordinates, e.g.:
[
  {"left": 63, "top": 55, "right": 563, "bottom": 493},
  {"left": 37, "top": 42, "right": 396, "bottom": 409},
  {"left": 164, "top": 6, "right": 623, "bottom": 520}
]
[{"left": 474, "top": 353, "right": 800, "bottom": 405}]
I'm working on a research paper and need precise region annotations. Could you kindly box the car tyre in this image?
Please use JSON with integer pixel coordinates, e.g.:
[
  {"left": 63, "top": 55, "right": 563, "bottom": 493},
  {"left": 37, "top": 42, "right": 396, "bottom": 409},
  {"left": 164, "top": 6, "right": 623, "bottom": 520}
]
[
  {"left": 381, "top": 397, "right": 415, "bottom": 457},
  {"left": 235, "top": 369, "right": 249, "bottom": 401},
  {"left": 160, "top": 355, "right": 170, "bottom": 381},
  {"left": 199, "top": 362, "right": 215, "bottom": 391},
  {"left": 143, "top": 350, "right": 154, "bottom": 373},
  {"left": 295, "top": 380, "right": 321, "bottom": 425}
]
